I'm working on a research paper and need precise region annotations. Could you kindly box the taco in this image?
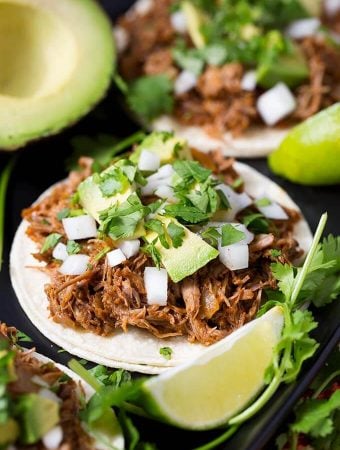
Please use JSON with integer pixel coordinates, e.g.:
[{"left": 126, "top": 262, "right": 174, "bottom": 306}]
[
  {"left": 10, "top": 131, "right": 312, "bottom": 373},
  {"left": 0, "top": 323, "right": 123, "bottom": 449},
  {"left": 115, "top": 0, "right": 340, "bottom": 157}
]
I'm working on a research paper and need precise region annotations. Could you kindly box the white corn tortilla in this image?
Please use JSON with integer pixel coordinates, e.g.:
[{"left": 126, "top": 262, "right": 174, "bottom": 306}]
[{"left": 10, "top": 162, "right": 312, "bottom": 375}]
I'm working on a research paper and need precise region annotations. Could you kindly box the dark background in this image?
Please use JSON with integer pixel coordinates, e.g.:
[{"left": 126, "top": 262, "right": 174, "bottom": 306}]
[{"left": 0, "top": 1, "right": 339, "bottom": 449}]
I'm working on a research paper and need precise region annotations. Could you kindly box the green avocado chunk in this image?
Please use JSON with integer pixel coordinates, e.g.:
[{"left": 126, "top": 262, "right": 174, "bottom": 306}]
[
  {"left": 0, "top": 0, "right": 114, "bottom": 151},
  {"left": 16, "top": 393, "right": 60, "bottom": 444},
  {"left": 130, "top": 132, "right": 192, "bottom": 165},
  {"left": 0, "top": 418, "right": 19, "bottom": 445},
  {"left": 145, "top": 217, "right": 219, "bottom": 282},
  {"left": 257, "top": 45, "right": 309, "bottom": 89}
]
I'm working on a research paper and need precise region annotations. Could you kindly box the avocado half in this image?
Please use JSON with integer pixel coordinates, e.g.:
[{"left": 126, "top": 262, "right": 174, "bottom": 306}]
[{"left": 0, "top": 0, "right": 114, "bottom": 150}]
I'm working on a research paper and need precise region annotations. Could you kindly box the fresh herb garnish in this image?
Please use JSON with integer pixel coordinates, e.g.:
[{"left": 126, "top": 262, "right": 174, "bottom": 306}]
[
  {"left": 270, "top": 249, "right": 282, "bottom": 257},
  {"left": 40, "top": 233, "right": 62, "bottom": 254},
  {"left": 66, "top": 240, "right": 81, "bottom": 255},
  {"left": 221, "top": 224, "right": 245, "bottom": 247},
  {"left": 201, "top": 227, "right": 221, "bottom": 247},
  {"left": 94, "top": 246, "right": 110, "bottom": 261},
  {"left": 167, "top": 222, "right": 185, "bottom": 248},
  {"left": 173, "top": 160, "right": 211, "bottom": 183},
  {"left": 57, "top": 208, "right": 70, "bottom": 220},
  {"left": 160, "top": 347, "right": 173, "bottom": 360},
  {"left": 16, "top": 331, "right": 33, "bottom": 343},
  {"left": 145, "top": 219, "right": 170, "bottom": 249},
  {"left": 255, "top": 197, "right": 272, "bottom": 208},
  {"left": 242, "top": 212, "right": 269, "bottom": 233},
  {"left": 164, "top": 204, "right": 210, "bottom": 223},
  {"left": 141, "top": 239, "right": 162, "bottom": 269}
]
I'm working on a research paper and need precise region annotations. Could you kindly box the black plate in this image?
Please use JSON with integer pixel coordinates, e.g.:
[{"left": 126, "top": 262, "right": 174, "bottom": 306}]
[{"left": 0, "top": 1, "right": 339, "bottom": 449}]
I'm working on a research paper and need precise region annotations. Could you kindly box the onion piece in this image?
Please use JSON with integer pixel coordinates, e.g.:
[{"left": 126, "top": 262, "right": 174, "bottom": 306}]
[
  {"left": 155, "top": 185, "right": 176, "bottom": 202},
  {"left": 113, "top": 26, "right": 129, "bottom": 53},
  {"left": 118, "top": 240, "right": 140, "bottom": 258},
  {"left": 42, "top": 426, "right": 63, "bottom": 450},
  {"left": 32, "top": 375, "right": 50, "bottom": 388},
  {"left": 52, "top": 243, "right": 68, "bottom": 261},
  {"left": 286, "top": 18, "right": 320, "bottom": 39},
  {"left": 324, "top": 0, "right": 340, "bottom": 16},
  {"left": 216, "top": 184, "right": 252, "bottom": 220},
  {"left": 39, "top": 388, "right": 61, "bottom": 404},
  {"left": 174, "top": 70, "right": 197, "bottom": 95},
  {"left": 241, "top": 70, "right": 257, "bottom": 91},
  {"left": 218, "top": 243, "right": 249, "bottom": 271},
  {"left": 170, "top": 10, "right": 188, "bottom": 34},
  {"left": 141, "top": 176, "right": 172, "bottom": 196},
  {"left": 144, "top": 267, "right": 168, "bottom": 306},
  {"left": 138, "top": 150, "right": 161, "bottom": 172},
  {"left": 133, "top": 0, "right": 153, "bottom": 16},
  {"left": 256, "top": 199, "right": 288, "bottom": 220},
  {"left": 147, "top": 164, "right": 175, "bottom": 182},
  {"left": 59, "top": 255, "right": 90, "bottom": 276},
  {"left": 62, "top": 215, "right": 97, "bottom": 240},
  {"left": 257, "top": 83, "right": 296, "bottom": 126},
  {"left": 107, "top": 249, "right": 126, "bottom": 267}
]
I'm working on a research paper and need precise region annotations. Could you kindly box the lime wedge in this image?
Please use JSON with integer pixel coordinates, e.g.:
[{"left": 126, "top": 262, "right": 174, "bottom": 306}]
[
  {"left": 269, "top": 103, "right": 340, "bottom": 185},
  {"left": 137, "top": 307, "right": 284, "bottom": 430}
]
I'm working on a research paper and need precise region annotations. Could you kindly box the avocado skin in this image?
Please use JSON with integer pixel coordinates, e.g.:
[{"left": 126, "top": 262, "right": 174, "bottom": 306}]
[
  {"left": 0, "top": 418, "right": 19, "bottom": 445},
  {"left": 16, "top": 393, "right": 60, "bottom": 444}
]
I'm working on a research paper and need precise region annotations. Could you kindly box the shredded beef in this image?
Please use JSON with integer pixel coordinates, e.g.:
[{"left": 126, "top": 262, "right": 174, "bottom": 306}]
[
  {"left": 117, "top": 0, "right": 340, "bottom": 137},
  {"left": 23, "top": 152, "right": 303, "bottom": 346}
]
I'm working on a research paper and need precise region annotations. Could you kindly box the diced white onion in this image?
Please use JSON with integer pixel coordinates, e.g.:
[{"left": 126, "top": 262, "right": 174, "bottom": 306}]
[
  {"left": 62, "top": 215, "right": 97, "bottom": 241},
  {"left": 113, "top": 26, "right": 129, "bottom": 53},
  {"left": 138, "top": 150, "right": 161, "bottom": 172},
  {"left": 217, "top": 184, "right": 252, "bottom": 220},
  {"left": 133, "top": 0, "right": 153, "bottom": 16},
  {"left": 146, "top": 164, "right": 175, "bottom": 182},
  {"left": 218, "top": 243, "right": 249, "bottom": 271},
  {"left": 59, "top": 254, "right": 90, "bottom": 276},
  {"left": 228, "top": 223, "right": 254, "bottom": 244},
  {"left": 241, "top": 70, "right": 257, "bottom": 91},
  {"left": 324, "top": 0, "right": 340, "bottom": 16},
  {"left": 52, "top": 243, "right": 68, "bottom": 261},
  {"left": 118, "top": 240, "right": 140, "bottom": 259},
  {"left": 32, "top": 375, "right": 50, "bottom": 388},
  {"left": 39, "top": 388, "right": 61, "bottom": 404},
  {"left": 141, "top": 176, "right": 173, "bottom": 196},
  {"left": 170, "top": 10, "right": 188, "bottom": 33},
  {"left": 144, "top": 267, "right": 168, "bottom": 306},
  {"left": 256, "top": 199, "right": 289, "bottom": 220},
  {"left": 107, "top": 249, "right": 127, "bottom": 267},
  {"left": 174, "top": 70, "right": 197, "bottom": 95},
  {"left": 155, "top": 185, "right": 176, "bottom": 202},
  {"left": 286, "top": 18, "right": 320, "bottom": 39},
  {"left": 257, "top": 83, "right": 296, "bottom": 126},
  {"left": 42, "top": 425, "right": 63, "bottom": 450}
]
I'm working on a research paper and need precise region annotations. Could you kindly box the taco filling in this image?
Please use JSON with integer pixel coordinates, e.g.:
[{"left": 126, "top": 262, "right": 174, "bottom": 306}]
[
  {"left": 22, "top": 132, "right": 306, "bottom": 346},
  {"left": 0, "top": 324, "right": 94, "bottom": 449},
  {"left": 116, "top": 0, "right": 340, "bottom": 137}
]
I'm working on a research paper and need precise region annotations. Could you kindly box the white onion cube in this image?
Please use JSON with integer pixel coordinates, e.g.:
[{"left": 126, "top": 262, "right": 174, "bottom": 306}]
[
  {"left": 256, "top": 199, "right": 289, "bottom": 220},
  {"left": 170, "top": 11, "right": 188, "bottom": 34},
  {"left": 107, "top": 249, "right": 126, "bottom": 267},
  {"left": 257, "top": 83, "right": 296, "bottom": 126},
  {"left": 218, "top": 243, "right": 249, "bottom": 271},
  {"left": 325, "top": 0, "right": 340, "bottom": 16},
  {"left": 52, "top": 242, "right": 68, "bottom": 261},
  {"left": 147, "top": 164, "right": 175, "bottom": 182},
  {"left": 113, "top": 26, "right": 129, "bottom": 53},
  {"left": 241, "top": 70, "right": 257, "bottom": 91},
  {"left": 42, "top": 425, "right": 63, "bottom": 450},
  {"left": 138, "top": 150, "right": 161, "bottom": 172},
  {"left": 286, "top": 18, "right": 320, "bottom": 39},
  {"left": 62, "top": 215, "right": 97, "bottom": 240},
  {"left": 39, "top": 388, "right": 61, "bottom": 404},
  {"left": 217, "top": 184, "right": 252, "bottom": 220},
  {"left": 118, "top": 240, "right": 140, "bottom": 258},
  {"left": 144, "top": 267, "right": 168, "bottom": 306},
  {"left": 174, "top": 70, "right": 197, "bottom": 95},
  {"left": 133, "top": 0, "right": 153, "bottom": 16},
  {"left": 155, "top": 185, "right": 176, "bottom": 202},
  {"left": 59, "top": 254, "right": 90, "bottom": 276}
]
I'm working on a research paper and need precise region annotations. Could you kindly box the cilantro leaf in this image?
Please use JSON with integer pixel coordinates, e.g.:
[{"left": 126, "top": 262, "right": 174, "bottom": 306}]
[
  {"left": 56, "top": 208, "right": 70, "bottom": 221},
  {"left": 242, "top": 213, "right": 269, "bottom": 234},
  {"left": 173, "top": 160, "right": 211, "bottom": 183},
  {"left": 159, "top": 347, "right": 173, "bottom": 360},
  {"left": 270, "top": 262, "right": 297, "bottom": 301},
  {"left": 255, "top": 197, "right": 272, "bottom": 207},
  {"left": 16, "top": 330, "right": 33, "bottom": 343},
  {"left": 167, "top": 222, "right": 185, "bottom": 248},
  {"left": 145, "top": 219, "right": 169, "bottom": 249},
  {"left": 127, "top": 75, "right": 174, "bottom": 122},
  {"left": 141, "top": 239, "right": 162, "bottom": 269},
  {"left": 221, "top": 224, "right": 245, "bottom": 247},
  {"left": 41, "top": 233, "right": 62, "bottom": 254},
  {"left": 164, "top": 204, "right": 210, "bottom": 223},
  {"left": 173, "top": 45, "right": 205, "bottom": 76},
  {"left": 201, "top": 227, "right": 220, "bottom": 247},
  {"left": 94, "top": 246, "right": 110, "bottom": 261},
  {"left": 66, "top": 240, "right": 81, "bottom": 255}
]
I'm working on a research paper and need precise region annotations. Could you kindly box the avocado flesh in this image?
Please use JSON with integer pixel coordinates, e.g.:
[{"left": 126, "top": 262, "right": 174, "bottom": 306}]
[
  {"left": 0, "top": 418, "right": 19, "bottom": 445},
  {"left": 145, "top": 216, "right": 219, "bottom": 283},
  {"left": 17, "top": 393, "right": 60, "bottom": 444},
  {"left": 257, "top": 47, "right": 309, "bottom": 89},
  {"left": 130, "top": 132, "right": 192, "bottom": 164},
  {"left": 0, "top": 0, "right": 114, "bottom": 151}
]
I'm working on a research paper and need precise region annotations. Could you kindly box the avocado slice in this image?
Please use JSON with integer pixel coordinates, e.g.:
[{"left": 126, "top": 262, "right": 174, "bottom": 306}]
[
  {"left": 145, "top": 216, "right": 219, "bottom": 283},
  {"left": 0, "top": 418, "right": 19, "bottom": 445},
  {"left": 181, "top": 1, "right": 206, "bottom": 49},
  {"left": 16, "top": 393, "right": 60, "bottom": 444},
  {"left": 257, "top": 45, "right": 309, "bottom": 89},
  {"left": 0, "top": 0, "right": 114, "bottom": 151},
  {"left": 130, "top": 132, "right": 192, "bottom": 165}
]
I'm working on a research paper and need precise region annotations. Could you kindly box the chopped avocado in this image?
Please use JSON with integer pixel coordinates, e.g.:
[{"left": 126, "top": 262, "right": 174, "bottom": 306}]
[
  {"left": 0, "top": 418, "right": 19, "bottom": 445},
  {"left": 16, "top": 393, "right": 59, "bottom": 444},
  {"left": 257, "top": 45, "right": 309, "bottom": 89},
  {"left": 130, "top": 132, "right": 192, "bottom": 165},
  {"left": 78, "top": 165, "right": 133, "bottom": 222},
  {"left": 145, "top": 216, "right": 218, "bottom": 282},
  {"left": 181, "top": 1, "right": 206, "bottom": 49},
  {"left": 0, "top": 0, "right": 114, "bottom": 151}
]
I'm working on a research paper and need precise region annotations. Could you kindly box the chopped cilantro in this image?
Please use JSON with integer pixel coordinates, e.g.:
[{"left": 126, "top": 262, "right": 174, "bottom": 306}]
[
  {"left": 57, "top": 208, "right": 70, "bottom": 220},
  {"left": 173, "top": 43, "right": 205, "bottom": 76},
  {"left": 221, "top": 224, "right": 245, "bottom": 247},
  {"left": 70, "top": 192, "right": 80, "bottom": 206},
  {"left": 69, "top": 208, "right": 85, "bottom": 217},
  {"left": 159, "top": 347, "right": 173, "bottom": 360},
  {"left": 16, "top": 330, "right": 33, "bottom": 343},
  {"left": 201, "top": 227, "right": 221, "bottom": 247},
  {"left": 94, "top": 246, "right": 111, "bottom": 261},
  {"left": 167, "top": 222, "right": 185, "bottom": 248},
  {"left": 66, "top": 240, "right": 81, "bottom": 255},
  {"left": 173, "top": 160, "right": 211, "bottom": 184},
  {"left": 217, "top": 189, "right": 231, "bottom": 209},
  {"left": 40, "top": 233, "right": 62, "bottom": 254},
  {"left": 242, "top": 212, "right": 269, "bottom": 233},
  {"left": 127, "top": 75, "right": 174, "bottom": 122},
  {"left": 164, "top": 204, "right": 210, "bottom": 223},
  {"left": 231, "top": 177, "right": 244, "bottom": 189},
  {"left": 145, "top": 219, "right": 170, "bottom": 249},
  {"left": 141, "top": 239, "right": 162, "bottom": 268},
  {"left": 255, "top": 197, "right": 272, "bottom": 207},
  {"left": 271, "top": 249, "right": 282, "bottom": 257}
]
